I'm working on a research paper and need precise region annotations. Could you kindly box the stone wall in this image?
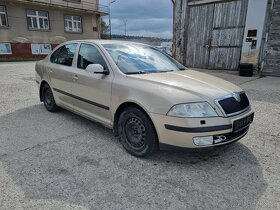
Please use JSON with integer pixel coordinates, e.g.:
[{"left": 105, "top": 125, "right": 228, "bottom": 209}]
[{"left": 261, "top": 0, "right": 280, "bottom": 76}]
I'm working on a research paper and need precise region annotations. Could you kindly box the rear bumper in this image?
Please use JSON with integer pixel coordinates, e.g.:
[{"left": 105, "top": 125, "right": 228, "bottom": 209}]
[{"left": 149, "top": 109, "right": 253, "bottom": 149}]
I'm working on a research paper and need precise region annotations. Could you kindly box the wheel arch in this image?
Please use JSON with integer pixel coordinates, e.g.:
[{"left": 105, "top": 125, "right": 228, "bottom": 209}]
[
  {"left": 113, "top": 102, "right": 158, "bottom": 139},
  {"left": 39, "top": 80, "right": 50, "bottom": 102}
]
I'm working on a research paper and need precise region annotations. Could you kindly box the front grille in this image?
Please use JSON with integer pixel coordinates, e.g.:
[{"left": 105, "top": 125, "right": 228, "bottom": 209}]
[{"left": 218, "top": 93, "right": 250, "bottom": 116}]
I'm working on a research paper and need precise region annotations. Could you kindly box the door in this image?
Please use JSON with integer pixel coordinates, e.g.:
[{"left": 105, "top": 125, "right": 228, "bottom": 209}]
[
  {"left": 186, "top": 0, "right": 248, "bottom": 70},
  {"left": 72, "top": 43, "right": 113, "bottom": 127},
  {"left": 48, "top": 43, "right": 78, "bottom": 109},
  {"left": 186, "top": 4, "right": 214, "bottom": 69},
  {"left": 208, "top": 0, "right": 248, "bottom": 69}
]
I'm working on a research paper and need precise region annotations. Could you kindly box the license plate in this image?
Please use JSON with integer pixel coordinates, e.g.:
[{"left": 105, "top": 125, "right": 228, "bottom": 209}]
[{"left": 233, "top": 113, "right": 254, "bottom": 133}]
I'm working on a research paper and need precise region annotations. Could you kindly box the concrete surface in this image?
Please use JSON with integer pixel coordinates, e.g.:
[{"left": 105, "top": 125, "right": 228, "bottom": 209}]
[{"left": 0, "top": 62, "right": 279, "bottom": 210}]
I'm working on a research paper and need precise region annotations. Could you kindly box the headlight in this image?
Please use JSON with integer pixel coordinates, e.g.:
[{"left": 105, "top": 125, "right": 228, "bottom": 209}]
[{"left": 167, "top": 102, "right": 218, "bottom": 118}]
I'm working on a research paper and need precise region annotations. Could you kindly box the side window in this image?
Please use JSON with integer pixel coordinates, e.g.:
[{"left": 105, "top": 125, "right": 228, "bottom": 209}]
[
  {"left": 77, "top": 43, "right": 108, "bottom": 70},
  {"left": 50, "top": 43, "right": 78, "bottom": 66}
]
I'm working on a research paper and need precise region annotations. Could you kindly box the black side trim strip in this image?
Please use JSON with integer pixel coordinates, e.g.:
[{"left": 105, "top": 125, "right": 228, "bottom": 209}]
[
  {"left": 165, "top": 124, "right": 232, "bottom": 133},
  {"left": 35, "top": 80, "right": 40, "bottom": 84},
  {"left": 53, "top": 88, "right": 110, "bottom": 110}
]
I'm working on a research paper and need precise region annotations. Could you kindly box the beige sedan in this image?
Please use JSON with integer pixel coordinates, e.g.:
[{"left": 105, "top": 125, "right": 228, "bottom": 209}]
[{"left": 35, "top": 40, "right": 254, "bottom": 157}]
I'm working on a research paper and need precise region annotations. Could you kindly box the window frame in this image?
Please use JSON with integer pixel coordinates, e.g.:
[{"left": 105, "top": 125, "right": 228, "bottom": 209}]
[
  {"left": 0, "top": 42, "right": 12, "bottom": 54},
  {"left": 31, "top": 43, "right": 52, "bottom": 55},
  {"left": 26, "top": 9, "right": 50, "bottom": 31},
  {"left": 0, "top": 5, "right": 8, "bottom": 28},
  {"left": 50, "top": 43, "right": 78, "bottom": 67},
  {"left": 64, "top": 14, "right": 83, "bottom": 33},
  {"left": 77, "top": 43, "right": 109, "bottom": 71}
]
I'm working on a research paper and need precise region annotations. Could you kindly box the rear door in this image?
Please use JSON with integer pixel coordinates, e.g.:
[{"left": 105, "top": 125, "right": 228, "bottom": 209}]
[
  {"left": 71, "top": 43, "right": 114, "bottom": 127},
  {"left": 48, "top": 43, "right": 78, "bottom": 110}
]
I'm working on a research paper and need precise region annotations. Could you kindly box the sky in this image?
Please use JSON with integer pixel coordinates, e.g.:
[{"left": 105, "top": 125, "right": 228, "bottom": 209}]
[{"left": 100, "top": 0, "right": 173, "bottom": 38}]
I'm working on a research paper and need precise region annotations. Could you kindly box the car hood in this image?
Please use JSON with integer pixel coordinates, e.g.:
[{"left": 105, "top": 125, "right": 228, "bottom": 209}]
[{"left": 130, "top": 70, "right": 243, "bottom": 101}]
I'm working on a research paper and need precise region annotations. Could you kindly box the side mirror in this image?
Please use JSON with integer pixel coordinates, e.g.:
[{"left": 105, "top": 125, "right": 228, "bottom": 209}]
[{"left": 86, "top": 64, "right": 109, "bottom": 75}]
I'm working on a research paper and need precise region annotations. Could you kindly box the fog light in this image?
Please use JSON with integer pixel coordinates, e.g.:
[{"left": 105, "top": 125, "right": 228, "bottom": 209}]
[{"left": 193, "top": 136, "right": 213, "bottom": 146}]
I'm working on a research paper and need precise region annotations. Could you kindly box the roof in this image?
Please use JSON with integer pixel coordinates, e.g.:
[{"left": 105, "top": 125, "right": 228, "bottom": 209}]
[
  {"left": 67, "top": 39, "right": 149, "bottom": 46},
  {"left": 11, "top": 0, "right": 109, "bottom": 16}
]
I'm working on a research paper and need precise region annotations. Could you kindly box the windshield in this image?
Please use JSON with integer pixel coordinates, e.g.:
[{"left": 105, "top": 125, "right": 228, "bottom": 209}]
[{"left": 102, "top": 43, "right": 186, "bottom": 74}]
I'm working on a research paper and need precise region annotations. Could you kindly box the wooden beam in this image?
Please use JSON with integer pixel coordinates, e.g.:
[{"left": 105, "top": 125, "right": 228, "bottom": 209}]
[{"left": 188, "top": 0, "right": 235, "bottom": 6}]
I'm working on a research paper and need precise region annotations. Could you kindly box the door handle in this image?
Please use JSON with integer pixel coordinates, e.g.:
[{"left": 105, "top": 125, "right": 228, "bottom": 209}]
[
  {"left": 73, "top": 75, "right": 79, "bottom": 81},
  {"left": 204, "top": 45, "right": 219, "bottom": 49}
]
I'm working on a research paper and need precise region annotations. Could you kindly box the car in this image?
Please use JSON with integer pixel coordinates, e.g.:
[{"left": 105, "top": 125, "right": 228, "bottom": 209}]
[
  {"left": 155, "top": 46, "right": 172, "bottom": 56},
  {"left": 35, "top": 40, "right": 254, "bottom": 157}
]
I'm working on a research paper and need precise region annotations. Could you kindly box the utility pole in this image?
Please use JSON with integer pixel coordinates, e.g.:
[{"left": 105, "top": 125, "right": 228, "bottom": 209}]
[
  {"left": 123, "top": 19, "right": 127, "bottom": 38},
  {"left": 109, "top": 0, "right": 117, "bottom": 40}
]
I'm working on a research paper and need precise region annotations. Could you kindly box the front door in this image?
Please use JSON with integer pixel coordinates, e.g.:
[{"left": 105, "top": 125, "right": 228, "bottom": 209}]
[
  {"left": 186, "top": 0, "right": 248, "bottom": 70},
  {"left": 72, "top": 43, "right": 114, "bottom": 127}
]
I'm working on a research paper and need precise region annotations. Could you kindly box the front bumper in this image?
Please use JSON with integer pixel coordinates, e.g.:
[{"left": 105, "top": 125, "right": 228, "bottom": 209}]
[{"left": 149, "top": 109, "right": 254, "bottom": 149}]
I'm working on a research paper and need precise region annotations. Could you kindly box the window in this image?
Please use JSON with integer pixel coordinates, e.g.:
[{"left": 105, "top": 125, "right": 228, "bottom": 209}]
[
  {"left": 65, "top": 15, "right": 82, "bottom": 33},
  {"left": 77, "top": 44, "right": 108, "bottom": 70},
  {"left": 51, "top": 43, "right": 78, "bottom": 66},
  {"left": 0, "top": 5, "right": 8, "bottom": 27},
  {"left": 0, "top": 43, "right": 12, "bottom": 54},
  {"left": 247, "top": 29, "right": 257, "bottom": 38},
  {"left": 31, "top": 44, "right": 52, "bottom": 55},
  {"left": 102, "top": 44, "right": 185, "bottom": 74},
  {"left": 26, "top": 9, "right": 49, "bottom": 30}
]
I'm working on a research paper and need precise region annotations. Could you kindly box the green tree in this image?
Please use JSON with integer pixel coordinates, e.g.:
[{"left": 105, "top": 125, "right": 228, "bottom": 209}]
[{"left": 101, "top": 19, "right": 110, "bottom": 39}]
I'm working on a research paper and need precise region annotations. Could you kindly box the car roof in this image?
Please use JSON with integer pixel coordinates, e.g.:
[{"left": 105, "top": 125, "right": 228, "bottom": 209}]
[{"left": 65, "top": 39, "right": 149, "bottom": 46}]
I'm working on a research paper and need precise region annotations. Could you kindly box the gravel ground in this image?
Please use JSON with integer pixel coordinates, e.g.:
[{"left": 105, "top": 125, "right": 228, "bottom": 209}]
[{"left": 0, "top": 62, "right": 279, "bottom": 210}]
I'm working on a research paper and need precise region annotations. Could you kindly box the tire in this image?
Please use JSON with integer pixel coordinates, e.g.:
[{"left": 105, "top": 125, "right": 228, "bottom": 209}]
[
  {"left": 42, "top": 84, "right": 59, "bottom": 112},
  {"left": 117, "top": 107, "right": 158, "bottom": 157}
]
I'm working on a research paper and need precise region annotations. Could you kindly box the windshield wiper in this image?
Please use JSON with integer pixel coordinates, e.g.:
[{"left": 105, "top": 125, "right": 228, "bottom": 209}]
[
  {"left": 160, "top": 70, "right": 174, "bottom": 73},
  {"left": 125, "top": 71, "right": 147, "bottom": 75}
]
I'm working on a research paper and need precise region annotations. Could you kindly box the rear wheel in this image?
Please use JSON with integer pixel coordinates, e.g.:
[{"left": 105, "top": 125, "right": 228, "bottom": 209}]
[
  {"left": 118, "top": 107, "right": 158, "bottom": 157},
  {"left": 42, "top": 84, "right": 59, "bottom": 112}
]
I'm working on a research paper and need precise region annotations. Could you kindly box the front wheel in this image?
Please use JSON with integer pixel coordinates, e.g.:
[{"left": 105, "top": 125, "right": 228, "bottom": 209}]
[
  {"left": 42, "top": 84, "right": 59, "bottom": 112},
  {"left": 118, "top": 107, "right": 158, "bottom": 157}
]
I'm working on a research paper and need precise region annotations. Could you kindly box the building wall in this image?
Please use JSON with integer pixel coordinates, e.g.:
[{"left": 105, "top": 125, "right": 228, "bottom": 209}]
[
  {"left": 241, "top": 0, "right": 268, "bottom": 66},
  {"left": 0, "top": 0, "right": 101, "bottom": 58},
  {"left": 172, "top": 0, "right": 187, "bottom": 64},
  {"left": 261, "top": 0, "right": 280, "bottom": 76}
]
